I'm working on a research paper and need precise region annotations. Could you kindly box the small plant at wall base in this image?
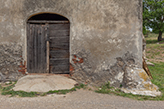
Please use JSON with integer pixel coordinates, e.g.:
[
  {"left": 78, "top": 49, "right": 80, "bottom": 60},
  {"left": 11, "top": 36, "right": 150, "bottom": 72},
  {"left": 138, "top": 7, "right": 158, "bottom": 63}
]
[{"left": 95, "top": 82, "right": 115, "bottom": 94}]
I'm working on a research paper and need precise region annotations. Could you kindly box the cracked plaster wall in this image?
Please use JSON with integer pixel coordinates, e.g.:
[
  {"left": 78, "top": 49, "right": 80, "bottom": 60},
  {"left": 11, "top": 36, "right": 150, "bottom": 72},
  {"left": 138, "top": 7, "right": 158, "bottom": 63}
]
[{"left": 0, "top": 0, "right": 143, "bottom": 86}]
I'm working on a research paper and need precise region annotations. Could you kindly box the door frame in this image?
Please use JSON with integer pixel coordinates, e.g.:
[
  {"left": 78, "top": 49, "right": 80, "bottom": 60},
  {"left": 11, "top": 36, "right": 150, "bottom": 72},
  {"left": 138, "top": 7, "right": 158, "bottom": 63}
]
[{"left": 27, "top": 20, "right": 70, "bottom": 74}]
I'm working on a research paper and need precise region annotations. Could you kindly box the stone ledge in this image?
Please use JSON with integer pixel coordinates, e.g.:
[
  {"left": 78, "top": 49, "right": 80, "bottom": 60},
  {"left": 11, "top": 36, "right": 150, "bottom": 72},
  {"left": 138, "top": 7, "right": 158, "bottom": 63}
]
[{"left": 13, "top": 75, "right": 77, "bottom": 92}]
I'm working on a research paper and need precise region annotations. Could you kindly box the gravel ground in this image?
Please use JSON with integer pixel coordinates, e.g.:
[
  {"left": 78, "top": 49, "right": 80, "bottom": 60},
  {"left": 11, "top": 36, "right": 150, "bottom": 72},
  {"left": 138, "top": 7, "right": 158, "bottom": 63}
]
[{"left": 0, "top": 89, "right": 164, "bottom": 109}]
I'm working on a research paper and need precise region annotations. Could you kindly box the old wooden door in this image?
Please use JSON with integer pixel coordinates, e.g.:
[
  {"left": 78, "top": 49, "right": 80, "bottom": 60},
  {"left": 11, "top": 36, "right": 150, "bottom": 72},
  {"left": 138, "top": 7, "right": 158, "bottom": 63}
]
[
  {"left": 49, "top": 21, "right": 70, "bottom": 74},
  {"left": 27, "top": 21, "right": 70, "bottom": 74},
  {"left": 27, "top": 23, "right": 48, "bottom": 73}
]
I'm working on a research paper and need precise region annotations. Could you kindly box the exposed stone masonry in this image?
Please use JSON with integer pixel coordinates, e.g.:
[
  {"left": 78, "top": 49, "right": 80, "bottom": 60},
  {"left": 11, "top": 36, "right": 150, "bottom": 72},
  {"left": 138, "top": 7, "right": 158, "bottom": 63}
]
[
  {"left": 71, "top": 51, "right": 136, "bottom": 86},
  {"left": 0, "top": 43, "right": 24, "bottom": 81}
]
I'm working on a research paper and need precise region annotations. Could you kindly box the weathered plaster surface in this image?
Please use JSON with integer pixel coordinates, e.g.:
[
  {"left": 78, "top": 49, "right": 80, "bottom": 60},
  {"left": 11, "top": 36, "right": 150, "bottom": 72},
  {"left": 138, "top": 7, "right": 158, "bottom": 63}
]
[
  {"left": 0, "top": 0, "right": 160, "bottom": 96},
  {"left": 0, "top": 0, "right": 143, "bottom": 63}
]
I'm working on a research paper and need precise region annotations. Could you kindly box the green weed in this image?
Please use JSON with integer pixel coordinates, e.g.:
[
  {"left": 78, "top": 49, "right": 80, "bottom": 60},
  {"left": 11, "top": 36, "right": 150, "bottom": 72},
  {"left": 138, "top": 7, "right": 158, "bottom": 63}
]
[
  {"left": 0, "top": 83, "right": 86, "bottom": 97},
  {"left": 46, "top": 88, "right": 76, "bottom": 95},
  {"left": 95, "top": 82, "right": 115, "bottom": 94},
  {"left": 74, "top": 83, "right": 86, "bottom": 89},
  {"left": 1, "top": 90, "right": 38, "bottom": 97},
  {"left": 2, "top": 84, "right": 15, "bottom": 92}
]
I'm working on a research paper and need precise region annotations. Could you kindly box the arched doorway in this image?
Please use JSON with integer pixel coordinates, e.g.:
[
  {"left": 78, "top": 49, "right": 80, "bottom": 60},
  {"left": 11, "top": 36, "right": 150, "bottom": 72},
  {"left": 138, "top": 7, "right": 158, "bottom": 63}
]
[{"left": 27, "top": 13, "right": 70, "bottom": 74}]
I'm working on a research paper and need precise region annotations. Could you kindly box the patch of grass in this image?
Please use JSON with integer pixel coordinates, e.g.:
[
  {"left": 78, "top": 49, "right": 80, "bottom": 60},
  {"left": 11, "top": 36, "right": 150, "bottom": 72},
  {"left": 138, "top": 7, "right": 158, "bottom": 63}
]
[
  {"left": 149, "top": 63, "right": 164, "bottom": 93},
  {"left": 146, "top": 39, "right": 159, "bottom": 44},
  {"left": 74, "top": 83, "right": 86, "bottom": 89},
  {"left": 2, "top": 84, "right": 15, "bottom": 92},
  {"left": 148, "top": 62, "right": 164, "bottom": 101},
  {"left": 147, "top": 43, "right": 164, "bottom": 49},
  {"left": 1, "top": 90, "right": 38, "bottom": 97},
  {"left": 0, "top": 82, "right": 38, "bottom": 97},
  {"left": 44, "top": 83, "right": 86, "bottom": 95},
  {"left": 95, "top": 82, "right": 114, "bottom": 94},
  {"left": 145, "top": 33, "right": 164, "bottom": 44},
  {"left": 0, "top": 83, "right": 86, "bottom": 97},
  {"left": 46, "top": 88, "right": 76, "bottom": 95},
  {"left": 146, "top": 33, "right": 158, "bottom": 38}
]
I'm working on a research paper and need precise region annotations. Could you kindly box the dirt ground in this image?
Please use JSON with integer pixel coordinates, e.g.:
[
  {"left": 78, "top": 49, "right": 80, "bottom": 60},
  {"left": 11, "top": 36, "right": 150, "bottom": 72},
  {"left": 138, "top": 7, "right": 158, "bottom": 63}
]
[{"left": 0, "top": 89, "right": 164, "bottom": 109}]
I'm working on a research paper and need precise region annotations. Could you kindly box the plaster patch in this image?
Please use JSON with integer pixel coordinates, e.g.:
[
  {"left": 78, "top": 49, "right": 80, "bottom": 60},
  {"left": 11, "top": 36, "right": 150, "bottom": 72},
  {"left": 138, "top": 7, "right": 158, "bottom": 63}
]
[{"left": 115, "top": 72, "right": 124, "bottom": 83}]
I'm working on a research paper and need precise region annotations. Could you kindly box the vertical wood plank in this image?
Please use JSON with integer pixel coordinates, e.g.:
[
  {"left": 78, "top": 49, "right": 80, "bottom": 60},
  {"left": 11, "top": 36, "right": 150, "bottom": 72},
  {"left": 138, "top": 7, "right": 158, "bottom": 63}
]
[
  {"left": 27, "top": 23, "right": 30, "bottom": 72},
  {"left": 37, "top": 25, "right": 41, "bottom": 73},
  {"left": 47, "top": 41, "right": 50, "bottom": 73},
  {"left": 46, "top": 23, "right": 49, "bottom": 73},
  {"left": 40, "top": 25, "right": 44, "bottom": 73},
  {"left": 29, "top": 24, "right": 33, "bottom": 73},
  {"left": 36, "top": 25, "right": 39, "bottom": 73},
  {"left": 34, "top": 24, "right": 37, "bottom": 73},
  {"left": 31, "top": 24, "right": 35, "bottom": 73},
  {"left": 43, "top": 25, "right": 47, "bottom": 73}
]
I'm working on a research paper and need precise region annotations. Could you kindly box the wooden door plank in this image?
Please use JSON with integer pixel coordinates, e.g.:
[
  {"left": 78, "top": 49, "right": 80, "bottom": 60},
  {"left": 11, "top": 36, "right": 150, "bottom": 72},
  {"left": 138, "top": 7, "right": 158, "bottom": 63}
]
[
  {"left": 29, "top": 24, "right": 34, "bottom": 73},
  {"left": 50, "top": 42, "right": 69, "bottom": 45},
  {"left": 50, "top": 65, "right": 69, "bottom": 71},
  {"left": 37, "top": 25, "right": 42, "bottom": 73},
  {"left": 43, "top": 24, "right": 48, "bottom": 73},
  {"left": 31, "top": 24, "right": 36, "bottom": 73},
  {"left": 27, "top": 23, "right": 31, "bottom": 72},
  {"left": 49, "top": 30, "right": 69, "bottom": 37},
  {"left": 50, "top": 65, "right": 69, "bottom": 74},
  {"left": 46, "top": 24, "right": 49, "bottom": 73},
  {"left": 49, "top": 24, "right": 70, "bottom": 30},
  {"left": 37, "top": 24, "right": 40, "bottom": 73},
  {"left": 50, "top": 59, "right": 69, "bottom": 74},
  {"left": 49, "top": 37, "right": 69, "bottom": 43},
  {"left": 31, "top": 24, "right": 35, "bottom": 73},
  {"left": 50, "top": 59, "right": 69, "bottom": 66},
  {"left": 40, "top": 25, "right": 44, "bottom": 72},
  {"left": 50, "top": 50, "right": 69, "bottom": 58},
  {"left": 34, "top": 24, "right": 38, "bottom": 73},
  {"left": 40, "top": 25, "right": 45, "bottom": 73},
  {"left": 50, "top": 44, "right": 69, "bottom": 50},
  {"left": 46, "top": 41, "right": 50, "bottom": 73}
]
